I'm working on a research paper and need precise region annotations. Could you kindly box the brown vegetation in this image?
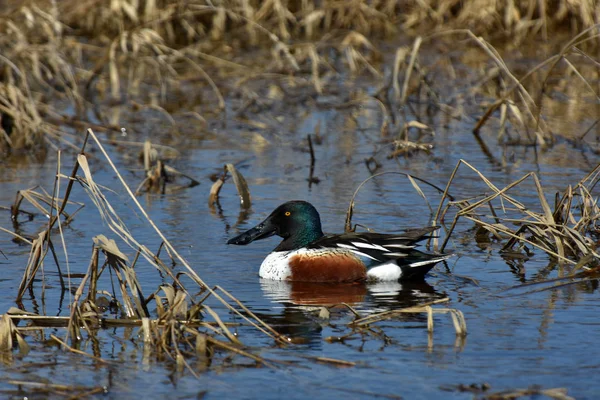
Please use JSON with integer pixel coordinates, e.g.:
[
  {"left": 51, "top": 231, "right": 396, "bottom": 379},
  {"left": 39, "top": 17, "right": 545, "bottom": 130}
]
[{"left": 0, "top": 0, "right": 597, "bottom": 156}]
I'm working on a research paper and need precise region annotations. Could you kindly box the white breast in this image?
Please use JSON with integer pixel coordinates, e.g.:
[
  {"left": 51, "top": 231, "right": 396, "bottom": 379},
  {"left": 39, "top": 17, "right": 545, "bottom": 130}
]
[{"left": 259, "top": 251, "right": 292, "bottom": 280}]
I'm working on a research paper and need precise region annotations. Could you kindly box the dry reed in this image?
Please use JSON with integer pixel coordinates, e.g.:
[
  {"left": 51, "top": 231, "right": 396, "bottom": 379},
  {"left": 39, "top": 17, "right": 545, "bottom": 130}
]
[{"left": 435, "top": 159, "right": 600, "bottom": 285}]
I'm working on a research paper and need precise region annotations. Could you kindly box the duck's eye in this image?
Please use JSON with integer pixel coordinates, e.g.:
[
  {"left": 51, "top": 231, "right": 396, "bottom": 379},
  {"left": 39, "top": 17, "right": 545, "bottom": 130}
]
[{"left": 284, "top": 211, "right": 291, "bottom": 216}]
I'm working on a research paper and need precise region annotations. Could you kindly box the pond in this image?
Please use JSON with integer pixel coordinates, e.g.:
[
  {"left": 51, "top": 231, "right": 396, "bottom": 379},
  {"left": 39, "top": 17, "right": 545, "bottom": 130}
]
[{"left": 1, "top": 38, "right": 599, "bottom": 399}]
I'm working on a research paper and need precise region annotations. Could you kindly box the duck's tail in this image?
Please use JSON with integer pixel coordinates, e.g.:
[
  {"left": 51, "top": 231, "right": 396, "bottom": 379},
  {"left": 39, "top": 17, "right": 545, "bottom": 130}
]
[{"left": 367, "top": 252, "right": 452, "bottom": 282}]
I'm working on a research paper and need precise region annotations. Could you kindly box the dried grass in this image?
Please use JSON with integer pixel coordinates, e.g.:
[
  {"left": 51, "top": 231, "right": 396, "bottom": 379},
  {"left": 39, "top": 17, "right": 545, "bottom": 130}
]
[
  {"left": 436, "top": 159, "right": 600, "bottom": 274},
  {"left": 0, "top": 313, "right": 29, "bottom": 363},
  {"left": 344, "top": 171, "right": 452, "bottom": 232},
  {"left": 349, "top": 297, "right": 467, "bottom": 336},
  {"left": 1, "top": 129, "right": 289, "bottom": 371},
  {"left": 135, "top": 139, "right": 199, "bottom": 194},
  {"left": 4, "top": 379, "right": 106, "bottom": 398},
  {"left": 0, "top": 1, "right": 596, "bottom": 155},
  {"left": 404, "top": 0, "right": 598, "bottom": 42}
]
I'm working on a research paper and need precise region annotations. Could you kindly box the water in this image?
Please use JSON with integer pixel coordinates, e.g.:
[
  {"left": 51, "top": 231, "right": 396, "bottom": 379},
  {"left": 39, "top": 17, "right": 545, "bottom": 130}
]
[{"left": 1, "top": 49, "right": 599, "bottom": 399}]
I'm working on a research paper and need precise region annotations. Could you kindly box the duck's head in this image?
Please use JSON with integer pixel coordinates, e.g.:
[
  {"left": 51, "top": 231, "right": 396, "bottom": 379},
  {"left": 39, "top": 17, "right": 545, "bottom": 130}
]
[{"left": 227, "top": 201, "right": 324, "bottom": 251}]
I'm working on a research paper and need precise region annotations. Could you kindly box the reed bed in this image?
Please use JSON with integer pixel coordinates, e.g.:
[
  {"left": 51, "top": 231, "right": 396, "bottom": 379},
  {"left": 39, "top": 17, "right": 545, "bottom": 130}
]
[{"left": 0, "top": 0, "right": 597, "bottom": 158}]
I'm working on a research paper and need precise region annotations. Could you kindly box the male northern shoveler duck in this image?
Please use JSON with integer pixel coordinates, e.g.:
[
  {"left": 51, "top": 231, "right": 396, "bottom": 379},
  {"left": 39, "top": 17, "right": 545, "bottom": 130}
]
[
  {"left": 227, "top": 200, "right": 451, "bottom": 283},
  {"left": 227, "top": 200, "right": 451, "bottom": 282}
]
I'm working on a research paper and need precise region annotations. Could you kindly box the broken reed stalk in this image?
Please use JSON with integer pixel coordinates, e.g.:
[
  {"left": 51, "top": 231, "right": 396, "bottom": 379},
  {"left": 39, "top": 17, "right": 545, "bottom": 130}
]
[
  {"left": 307, "top": 134, "right": 318, "bottom": 187},
  {"left": 481, "top": 386, "right": 574, "bottom": 400},
  {"left": 349, "top": 297, "right": 467, "bottom": 337},
  {"left": 0, "top": 313, "right": 29, "bottom": 356},
  {"left": 16, "top": 133, "right": 89, "bottom": 301},
  {"left": 400, "top": 36, "right": 423, "bottom": 105},
  {"left": 52, "top": 161, "right": 67, "bottom": 293},
  {"left": 49, "top": 334, "right": 108, "bottom": 364},
  {"left": 308, "top": 134, "right": 315, "bottom": 168},
  {"left": 208, "top": 163, "right": 252, "bottom": 209},
  {"left": 50, "top": 151, "right": 71, "bottom": 295},
  {"left": 65, "top": 251, "right": 100, "bottom": 341},
  {"left": 6, "top": 380, "right": 106, "bottom": 397},
  {"left": 203, "top": 305, "right": 242, "bottom": 345},
  {"left": 300, "top": 355, "right": 356, "bottom": 367},
  {"left": 135, "top": 140, "right": 199, "bottom": 195}
]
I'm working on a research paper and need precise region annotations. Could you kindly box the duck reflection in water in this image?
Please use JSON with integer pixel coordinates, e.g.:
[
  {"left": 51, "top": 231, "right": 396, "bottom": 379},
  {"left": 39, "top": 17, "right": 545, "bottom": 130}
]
[{"left": 257, "top": 279, "right": 445, "bottom": 347}]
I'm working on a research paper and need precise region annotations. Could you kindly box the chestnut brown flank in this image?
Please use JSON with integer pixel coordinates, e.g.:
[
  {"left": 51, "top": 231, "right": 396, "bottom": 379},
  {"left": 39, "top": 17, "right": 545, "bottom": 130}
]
[{"left": 288, "top": 252, "right": 367, "bottom": 282}]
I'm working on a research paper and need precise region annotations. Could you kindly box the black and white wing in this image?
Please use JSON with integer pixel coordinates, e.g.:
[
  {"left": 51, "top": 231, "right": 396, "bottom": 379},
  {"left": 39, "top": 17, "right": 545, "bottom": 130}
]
[{"left": 307, "top": 226, "right": 440, "bottom": 262}]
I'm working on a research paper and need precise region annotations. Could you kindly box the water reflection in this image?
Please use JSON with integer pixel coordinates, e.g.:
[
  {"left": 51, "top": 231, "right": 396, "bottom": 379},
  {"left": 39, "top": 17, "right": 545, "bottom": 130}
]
[
  {"left": 260, "top": 279, "right": 443, "bottom": 309},
  {"left": 366, "top": 280, "right": 443, "bottom": 310},
  {"left": 257, "top": 279, "right": 446, "bottom": 347},
  {"left": 260, "top": 280, "right": 367, "bottom": 306}
]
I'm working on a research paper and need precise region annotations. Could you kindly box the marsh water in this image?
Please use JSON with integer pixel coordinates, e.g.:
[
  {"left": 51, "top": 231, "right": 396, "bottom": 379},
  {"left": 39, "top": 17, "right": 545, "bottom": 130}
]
[{"left": 1, "top": 41, "right": 600, "bottom": 399}]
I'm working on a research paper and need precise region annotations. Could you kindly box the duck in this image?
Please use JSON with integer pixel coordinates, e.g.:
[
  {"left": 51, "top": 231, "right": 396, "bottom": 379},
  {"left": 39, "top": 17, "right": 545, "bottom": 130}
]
[{"left": 227, "top": 200, "right": 451, "bottom": 282}]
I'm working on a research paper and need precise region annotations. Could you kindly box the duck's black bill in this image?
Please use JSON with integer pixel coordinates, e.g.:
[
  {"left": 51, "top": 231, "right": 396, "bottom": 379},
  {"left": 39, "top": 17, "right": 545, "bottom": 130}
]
[{"left": 227, "top": 222, "right": 277, "bottom": 245}]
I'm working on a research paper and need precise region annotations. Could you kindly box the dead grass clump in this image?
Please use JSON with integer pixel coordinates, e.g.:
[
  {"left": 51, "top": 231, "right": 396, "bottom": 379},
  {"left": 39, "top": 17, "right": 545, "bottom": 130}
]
[
  {"left": 56, "top": 0, "right": 599, "bottom": 45},
  {"left": 0, "top": 3, "right": 84, "bottom": 153},
  {"left": 350, "top": 297, "right": 467, "bottom": 336},
  {"left": 371, "top": 26, "right": 600, "bottom": 160},
  {"left": 0, "top": 313, "right": 29, "bottom": 363},
  {"left": 2, "top": 129, "right": 289, "bottom": 371},
  {"left": 60, "top": 0, "right": 399, "bottom": 43},
  {"left": 436, "top": 160, "right": 600, "bottom": 275},
  {"left": 0, "top": 84, "right": 43, "bottom": 151},
  {"left": 11, "top": 185, "right": 84, "bottom": 226},
  {"left": 321, "top": 298, "right": 466, "bottom": 350},
  {"left": 135, "top": 140, "right": 199, "bottom": 194},
  {"left": 1, "top": 0, "right": 596, "bottom": 159}
]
